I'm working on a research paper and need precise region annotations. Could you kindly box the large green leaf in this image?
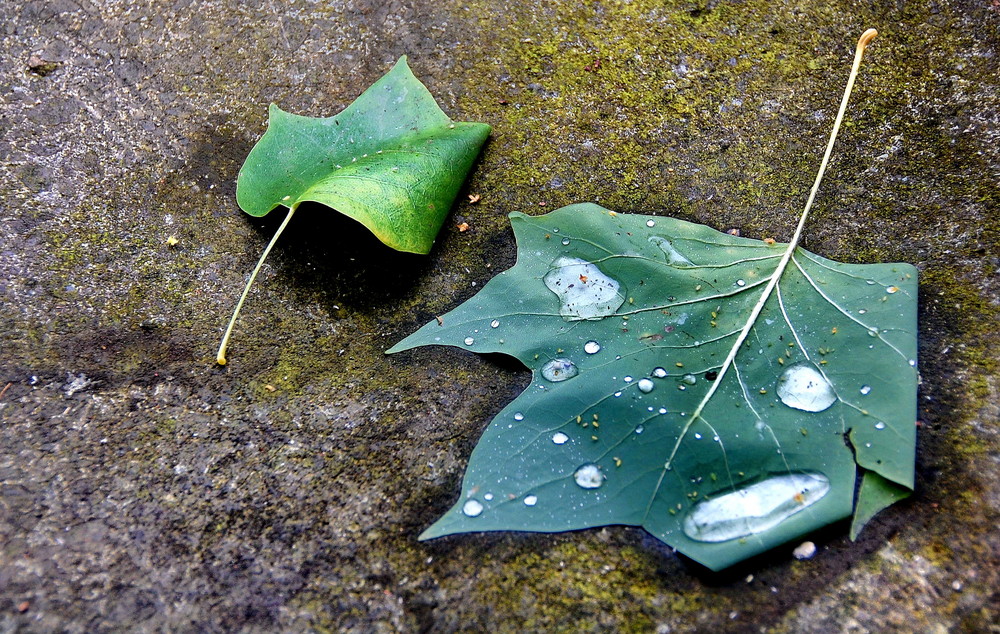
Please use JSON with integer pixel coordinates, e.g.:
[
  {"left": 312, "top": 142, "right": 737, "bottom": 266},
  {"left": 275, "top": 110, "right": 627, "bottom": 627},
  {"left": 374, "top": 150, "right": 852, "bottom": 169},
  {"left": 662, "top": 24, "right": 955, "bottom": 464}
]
[
  {"left": 389, "top": 203, "right": 918, "bottom": 570},
  {"left": 236, "top": 57, "right": 491, "bottom": 254}
]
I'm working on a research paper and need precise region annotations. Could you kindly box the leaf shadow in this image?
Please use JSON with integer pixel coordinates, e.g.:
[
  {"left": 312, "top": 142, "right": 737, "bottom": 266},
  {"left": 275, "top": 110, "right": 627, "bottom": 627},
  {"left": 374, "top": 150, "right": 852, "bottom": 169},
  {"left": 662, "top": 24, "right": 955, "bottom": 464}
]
[{"left": 243, "top": 201, "right": 435, "bottom": 313}]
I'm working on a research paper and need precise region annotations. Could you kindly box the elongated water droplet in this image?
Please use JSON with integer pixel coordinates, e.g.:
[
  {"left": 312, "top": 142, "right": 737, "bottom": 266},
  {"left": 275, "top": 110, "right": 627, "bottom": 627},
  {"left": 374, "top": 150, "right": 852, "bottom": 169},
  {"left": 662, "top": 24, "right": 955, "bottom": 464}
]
[
  {"left": 776, "top": 363, "right": 836, "bottom": 412},
  {"left": 874, "top": 421, "right": 886, "bottom": 430},
  {"left": 462, "top": 499, "right": 484, "bottom": 517},
  {"left": 649, "top": 236, "right": 693, "bottom": 266},
  {"left": 490, "top": 319, "right": 500, "bottom": 328},
  {"left": 541, "top": 358, "right": 578, "bottom": 382},
  {"left": 543, "top": 256, "right": 625, "bottom": 321},
  {"left": 635, "top": 424, "right": 645, "bottom": 433},
  {"left": 584, "top": 341, "right": 601, "bottom": 354},
  {"left": 682, "top": 472, "right": 830, "bottom": 542},
  {"left": 573, "top": 463, "right": 604, "bottom": 489},
  {"left": 552, "top": 432, "right": 569, "bottom": 445},
  {"left": 653, "top": 367, "right": 668, "bottom": 378},
  {"left": 637, "top": 378, "right": 655, "bottom": 393}
]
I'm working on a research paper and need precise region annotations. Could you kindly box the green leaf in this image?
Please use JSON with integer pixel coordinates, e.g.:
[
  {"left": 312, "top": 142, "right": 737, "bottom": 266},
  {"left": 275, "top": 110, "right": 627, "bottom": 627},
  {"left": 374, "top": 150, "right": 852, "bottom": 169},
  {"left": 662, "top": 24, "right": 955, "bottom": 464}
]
[
  {"left": 236, "top": 56, "right": 491, "bottom": 254},
  {"left": 850, "top": 469, "right": 911, "bottom": 540},
  {"left": 389, "top": 203, "right": 918, "bottom": 570}
]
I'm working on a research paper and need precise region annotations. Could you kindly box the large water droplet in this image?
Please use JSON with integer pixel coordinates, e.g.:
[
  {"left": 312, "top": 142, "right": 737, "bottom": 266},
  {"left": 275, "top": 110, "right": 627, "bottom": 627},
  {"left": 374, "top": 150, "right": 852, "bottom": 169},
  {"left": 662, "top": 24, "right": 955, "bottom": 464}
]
[
  {"left": 552, "top": 432, "right": 569, "bottom": 445},
  {"left": 573, "top": 463, "right": 604, "bottom": 489},
  {"left": 638, "top": 378, "right": 655, "bottom": 393},
  {"left": 776, "top": 363, "right": 836, "bottom": 412},
  {"left": 584, "top": 341, "right": 601, "bottom": 354},
  {"left": 541, "top": 358, "right": 578, "bottom": 382},
  {"left": 682, "top": 472, "right": 830, "bottom": 542},
  {"left": 649, "top": 236, "right": 693, "bottom": 266},
  {"left": 462, "top": 499, "right": 484, "bottom": 517},
  {"left": 543, "top": 256, "right": 625, "bottom": 321}
]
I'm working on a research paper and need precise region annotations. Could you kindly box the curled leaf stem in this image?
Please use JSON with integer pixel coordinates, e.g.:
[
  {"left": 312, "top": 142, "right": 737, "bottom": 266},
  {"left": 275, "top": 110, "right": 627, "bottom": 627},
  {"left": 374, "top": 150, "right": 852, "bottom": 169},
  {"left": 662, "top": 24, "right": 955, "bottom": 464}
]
[{"left": 216, "top": 204, "right": 298, "bottom": 365}]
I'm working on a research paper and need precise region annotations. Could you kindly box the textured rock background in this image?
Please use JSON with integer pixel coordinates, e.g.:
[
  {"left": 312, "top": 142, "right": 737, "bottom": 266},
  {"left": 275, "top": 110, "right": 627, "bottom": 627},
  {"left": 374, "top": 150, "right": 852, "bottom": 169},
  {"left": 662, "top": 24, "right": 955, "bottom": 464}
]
[{"left": 1, "top": 0, "right": 997, "bottom": 631}]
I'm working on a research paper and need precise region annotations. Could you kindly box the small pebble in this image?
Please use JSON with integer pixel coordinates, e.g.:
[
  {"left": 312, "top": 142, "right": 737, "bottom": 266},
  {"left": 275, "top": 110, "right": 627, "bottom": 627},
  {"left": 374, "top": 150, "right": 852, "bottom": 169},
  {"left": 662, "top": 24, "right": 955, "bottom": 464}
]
[{"left": 793, "top": 541, "right": 817, "bottom": 560}]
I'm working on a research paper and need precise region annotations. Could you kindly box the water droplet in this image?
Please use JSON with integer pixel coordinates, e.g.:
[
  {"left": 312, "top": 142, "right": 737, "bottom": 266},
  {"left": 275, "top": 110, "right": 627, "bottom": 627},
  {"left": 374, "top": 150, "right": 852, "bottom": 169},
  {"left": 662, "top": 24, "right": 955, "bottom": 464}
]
[
  {"left": 490, "top": 319, "right": 500, "bottom": 328},
  {"left": 464, "top": 337, "right": 475, "bottom": 346},
  {"left": 523, "top": 495, "right": 538, "bottom": 506},
  {"left": 653, "top": 367, "right": 668, "bottom": 378},
  {"left": 737, "top": 279, "right": 746, "bottom": 287},
  {"left": 681, "top": 374, "right": 697, "bottom": 385},
  {"left": 682, "top": 472, "right": 830, "bottom": 542},
  {"left": 638, "top": 378, "right": 655, "bottom": 393},
  {"left": 513, "top": 412, "right": 525, "bottom": 421},
  {"left": 573, "top": 463, "right": 604, "bottom": 489},
  {"left": 543, "top": 256, "right": 625, "bottom": 321},
  {"left": 649, "top": 236, "right": 693, "bottom": 266},
  {"left": 483, "top": 493, "right": 493, "bottom": 501},
  {"left": 623, "top": 376, "right": 633, "bottom": 383},
  {"left": 858, "top": 309, "right": 867, "bottom": 314},
  {"left": 462, "top": 499, "right": 484, "bottom": 517},
  {"left": 635, "top": 425, "right": 644, "bottom": 434},
  {"left": 886, "top": 286, "right": 899, "bottom": 294},
  {"left": 614, "top": 391, "right": 622, "bottom": 397},
  {"left": 909, "top": 359, "right": 917, "bottom": 367},
  {"left": 584, "top": 341, "right": 601, "bottom": 354},
  {"left": 541, "top": 358, "right": 578, "bottom": 382},
  {"left": 646, "top": 219, "right": 656, "bottom": 227},
  {"left": 658, "top": 408, "right": 667, "bottom": 415},
  {"left": 874, "top": 421, "right": 886, "bottom": 430},
  {"left": 860, "top": 385, "right": 872, "bottom": 395},
  {"left": 561, "top": 237, "right": 570, "bottom": 246},
  {"left": 694, "top": 433, "right": 702, "bottom": 440},
  {"left": 776, "top": 363, "right": 836, "bottom": 412},
  {"left": 552, "top": 432, "right": 569, "bottom": 445}
]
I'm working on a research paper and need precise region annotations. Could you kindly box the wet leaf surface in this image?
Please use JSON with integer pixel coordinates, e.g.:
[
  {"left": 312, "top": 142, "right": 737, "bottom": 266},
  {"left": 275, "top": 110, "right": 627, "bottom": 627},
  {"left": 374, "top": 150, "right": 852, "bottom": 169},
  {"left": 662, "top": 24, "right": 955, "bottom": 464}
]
[{"left": 390, "top": 203, "right": 918, "bottom": 570}]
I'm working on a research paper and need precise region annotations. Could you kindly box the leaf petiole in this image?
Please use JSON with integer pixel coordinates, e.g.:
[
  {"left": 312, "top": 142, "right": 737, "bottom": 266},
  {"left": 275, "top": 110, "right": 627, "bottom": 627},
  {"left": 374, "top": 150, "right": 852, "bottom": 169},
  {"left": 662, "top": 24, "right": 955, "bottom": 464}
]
[{"left": 216, "top": 203, "right": 298, "bottom": 365}]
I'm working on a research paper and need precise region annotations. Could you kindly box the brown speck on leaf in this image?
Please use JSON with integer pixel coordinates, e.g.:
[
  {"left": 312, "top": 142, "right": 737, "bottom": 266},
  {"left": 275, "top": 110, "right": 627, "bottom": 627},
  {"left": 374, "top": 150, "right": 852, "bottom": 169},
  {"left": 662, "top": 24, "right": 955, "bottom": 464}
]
[
  {"left": 579, "top": 275, "right": 588, "bottom": 283},
  {"left": 457, "top": 222, "right": 470, "bottom": 232},
  {"left": 764, "top": 237, "right": 776, "bottom": 245},
  {"left": 467, "top": 194, "right": 481, "bottom": 204}
]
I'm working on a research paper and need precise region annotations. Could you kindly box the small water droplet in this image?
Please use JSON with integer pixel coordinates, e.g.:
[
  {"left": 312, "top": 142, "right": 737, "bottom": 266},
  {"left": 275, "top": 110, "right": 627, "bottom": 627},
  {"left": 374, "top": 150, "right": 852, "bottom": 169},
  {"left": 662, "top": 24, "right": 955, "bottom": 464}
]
[
  {"left": 867, "top": 328, "right": 878, "bottom": 337},
  {"left": 713, "top": 435, "right": 720, "bottom": 442},
  {"left": 614, "top": 391, "right": 622, "bottom": 397},
  {"left": 638, "top": 378, "right": 655, "bottom": 393},
  {"left": 462, "top": 499, "right": 484, "bottom": 517},
  {"left": 541, "top": 358, "right": 578, "bottom": 382},
  {"left": 464, "top": 337, "right": 475, "bottom": 346},
  {"left": 646, "top": 219, "right": 656, "bottom": 227},
  {"left": 584, "top": 341, "right": 601, "bottom": 354},
  {"left": 737, "top": 279, "right": 747, "bottom": 287},
  {"left": 635, "top": 425, "right": 644, "bottom": 434},
  {"left": 681, "top": 374, "right": 697, "bottom": 385},
  {"left": 490, "top": 319, "right": 500, "bottom": 328},
  {"left": 694, "top": 433, "right": 702, "bottom": 440},
  {"left": 682, "top": 472, "right": 830, "bottom": 542},
  {"left": 513, "top": 412, "right": 525, "bottom": 421},
  {"left": 552, "top": 432, "right": 569, "bottom": 445},
  {"left": 573, "top": 463, "right": 604, "bottom": 489},
  {"left": 623, "top": 376, "right": 633, "bottom": 383},
  {"left": 860, "top": 385, "right": 872, "bottom": 395},
  {"left": 776, "top": 363, "right": 837, "bottom": 412},
  {"left": 658, "top": 408, "right": 667, "bottom": 415},
  {"left": 886, "top": 286, "right": 899, "bottom": 294},
  {"left": 653, "top": 367, "right": 668, "bottom": 378},
  {"left": 678, "top": 385, "right": 687, "bottom": 391},
  {"left": 858, "top": 309, "right": 867, "bottom": 314},
  {"left": 483, "top": 493, "right": 493, "bottom": 501},
  {"left": 909, "top": 359, "right": 917, "bottom": 367},
  {"left": 523, "top": 495, "right": 538, "bottom": 506},
  {"left": 561, "top": 237, "right": 570, "bottom": 246},
  {"left": 874, "top": 422, "right": 886, "bottom": 430}
]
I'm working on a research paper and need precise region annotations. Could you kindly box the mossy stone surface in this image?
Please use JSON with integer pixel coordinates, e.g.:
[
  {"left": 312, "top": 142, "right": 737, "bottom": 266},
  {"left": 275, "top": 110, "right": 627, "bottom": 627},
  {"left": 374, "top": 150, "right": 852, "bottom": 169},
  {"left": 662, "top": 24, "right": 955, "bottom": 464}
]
[{"left": 0, "top": 0, "right": 997, "bottom": 630}]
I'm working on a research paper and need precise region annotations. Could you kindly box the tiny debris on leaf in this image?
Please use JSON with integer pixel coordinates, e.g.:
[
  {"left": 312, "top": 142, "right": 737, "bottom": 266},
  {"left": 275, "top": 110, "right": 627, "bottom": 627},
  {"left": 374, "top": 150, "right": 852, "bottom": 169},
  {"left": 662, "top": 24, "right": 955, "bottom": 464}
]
[
  {"left": 468, "top": 194, "right": 481, "bottom": 204},
  {"left": 457, "top": 222, "right": 470, "bottom": 232}
]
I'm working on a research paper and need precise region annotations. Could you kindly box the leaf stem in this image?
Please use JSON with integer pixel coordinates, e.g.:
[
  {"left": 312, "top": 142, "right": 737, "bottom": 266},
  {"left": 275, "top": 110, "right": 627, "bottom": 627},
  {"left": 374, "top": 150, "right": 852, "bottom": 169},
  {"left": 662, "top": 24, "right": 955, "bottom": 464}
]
[
  {"left": 216, "top": 204, "right": 298, "bottom": 365},
  {"left": 660, "top": 29, "right": 878, "bottom": 471}
]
